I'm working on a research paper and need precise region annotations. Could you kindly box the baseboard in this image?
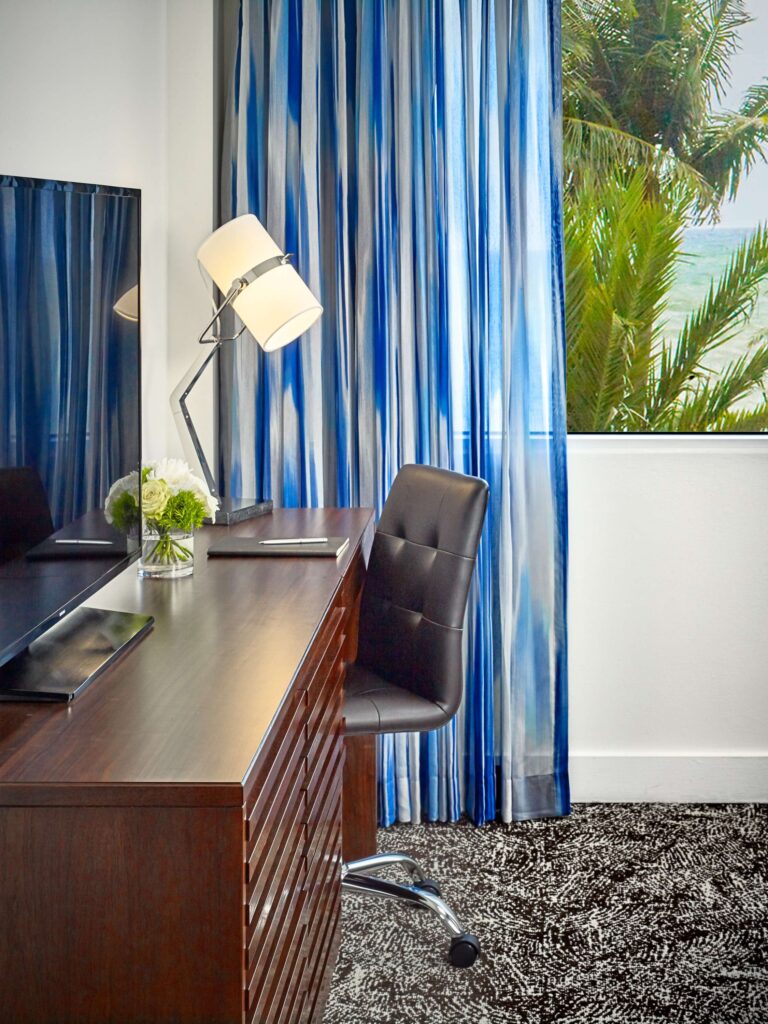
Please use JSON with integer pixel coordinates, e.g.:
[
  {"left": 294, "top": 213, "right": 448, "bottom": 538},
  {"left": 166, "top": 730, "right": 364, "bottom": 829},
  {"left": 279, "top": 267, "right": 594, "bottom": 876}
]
[{"left": 569, "top": 753, "right": 768, "bottom": 803}]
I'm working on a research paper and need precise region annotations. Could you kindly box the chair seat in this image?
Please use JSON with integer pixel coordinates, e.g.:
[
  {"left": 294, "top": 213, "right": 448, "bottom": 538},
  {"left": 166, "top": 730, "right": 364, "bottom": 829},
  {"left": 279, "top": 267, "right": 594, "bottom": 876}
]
[{"left": 343, "top": 662, "right": 450, "bottom": 736}]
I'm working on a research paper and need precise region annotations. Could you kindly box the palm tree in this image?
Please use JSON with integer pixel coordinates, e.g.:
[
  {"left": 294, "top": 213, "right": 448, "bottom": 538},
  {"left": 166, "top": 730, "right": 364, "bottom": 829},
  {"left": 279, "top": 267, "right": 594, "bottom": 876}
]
[
  {"left": 566, "top": 173, "right": 768, "bottom": 431},
  {"left": 563, "top": 0, "right": 768, "bottom": 431},
  {"left": 563, "top": 0, "right": 768, "bottom": 219}
]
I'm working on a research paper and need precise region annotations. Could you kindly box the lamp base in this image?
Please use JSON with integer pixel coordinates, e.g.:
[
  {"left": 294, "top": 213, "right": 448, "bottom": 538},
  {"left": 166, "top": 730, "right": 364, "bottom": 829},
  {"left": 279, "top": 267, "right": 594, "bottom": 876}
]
[{"left": 207, "top": 497, "right": 273, "bottom": 526}]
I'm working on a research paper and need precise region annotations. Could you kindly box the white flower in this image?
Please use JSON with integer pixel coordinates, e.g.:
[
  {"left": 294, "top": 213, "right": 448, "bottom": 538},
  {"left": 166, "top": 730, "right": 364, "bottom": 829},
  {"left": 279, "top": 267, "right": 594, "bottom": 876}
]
[
  {"left": 191, "top": 481, "right": 220, "bottom": 520},
  {"left": 149, "top": 458, "right": 196, "bottom": 494},
  {"left": 104, "top": 470, "right": 139, "bottom": 524},
  {"left": 146, "top": 458, "right": 219, "bottom": 519}
]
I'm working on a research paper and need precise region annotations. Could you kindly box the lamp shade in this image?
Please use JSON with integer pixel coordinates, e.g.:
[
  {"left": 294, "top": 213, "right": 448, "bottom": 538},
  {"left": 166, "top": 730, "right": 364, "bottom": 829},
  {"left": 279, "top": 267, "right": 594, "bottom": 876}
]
[
  {"left": 196, "top": 214, "right": 322, "bottom": 351},
  {"left": 113, "top": 284, "right": 139, "bottom": 322}
]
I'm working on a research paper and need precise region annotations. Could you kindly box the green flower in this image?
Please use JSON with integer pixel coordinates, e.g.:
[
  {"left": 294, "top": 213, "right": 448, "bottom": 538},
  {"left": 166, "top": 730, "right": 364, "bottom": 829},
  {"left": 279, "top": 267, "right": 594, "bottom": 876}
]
[
  {"left": 104, "top": 470, "right": 140, "bottom": 533},
  {"left": 142, "top": 479, "right": 171, "bottom": 518}
]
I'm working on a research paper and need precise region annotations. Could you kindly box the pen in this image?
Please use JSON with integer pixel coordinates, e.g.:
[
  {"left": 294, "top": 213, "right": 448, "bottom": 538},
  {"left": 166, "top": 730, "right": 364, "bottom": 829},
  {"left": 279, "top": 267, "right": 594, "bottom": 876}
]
[
  {"left": 259, "top": 537, "right": 328, "bottom": 546},
  {"left": 55, "top": 539, "right": 114, "bottom": 546}
]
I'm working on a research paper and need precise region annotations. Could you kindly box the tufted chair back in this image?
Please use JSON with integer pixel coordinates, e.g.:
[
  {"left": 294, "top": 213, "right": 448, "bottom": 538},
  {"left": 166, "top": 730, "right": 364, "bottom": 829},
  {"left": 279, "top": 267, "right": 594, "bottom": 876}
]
[{"left": 356, "top": 464, "right": 489, "bottom": 717}]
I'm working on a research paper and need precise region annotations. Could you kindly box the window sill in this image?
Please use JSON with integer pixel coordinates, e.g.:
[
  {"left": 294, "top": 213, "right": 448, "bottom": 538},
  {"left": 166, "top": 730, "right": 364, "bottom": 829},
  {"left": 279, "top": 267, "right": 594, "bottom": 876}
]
[{"left": 567, "top": 433, "right": 768, "bottom": 455}]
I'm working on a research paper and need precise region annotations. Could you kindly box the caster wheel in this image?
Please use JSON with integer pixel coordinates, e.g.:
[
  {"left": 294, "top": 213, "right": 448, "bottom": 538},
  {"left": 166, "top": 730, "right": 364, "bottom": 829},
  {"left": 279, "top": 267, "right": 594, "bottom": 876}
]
[
  {"left": 415, "top": 878, "right": 442, "bottom": 898},
  {"left": 449, "top": 933, "right": 480, "bottom": 968}
]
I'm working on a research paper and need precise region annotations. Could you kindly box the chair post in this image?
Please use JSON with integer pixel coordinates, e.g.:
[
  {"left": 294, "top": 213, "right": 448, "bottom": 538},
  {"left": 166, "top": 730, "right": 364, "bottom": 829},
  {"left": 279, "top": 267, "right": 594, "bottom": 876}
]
[{"left": 342, "top": 732, "right": 377, "bottom": 861}]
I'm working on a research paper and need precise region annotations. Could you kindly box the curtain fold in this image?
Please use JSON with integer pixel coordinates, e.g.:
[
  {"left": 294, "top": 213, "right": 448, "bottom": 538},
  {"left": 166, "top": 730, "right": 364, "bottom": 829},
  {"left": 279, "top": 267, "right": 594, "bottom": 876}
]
[{"left": 220, "top": 0, "right": 569, "bottom": 824}]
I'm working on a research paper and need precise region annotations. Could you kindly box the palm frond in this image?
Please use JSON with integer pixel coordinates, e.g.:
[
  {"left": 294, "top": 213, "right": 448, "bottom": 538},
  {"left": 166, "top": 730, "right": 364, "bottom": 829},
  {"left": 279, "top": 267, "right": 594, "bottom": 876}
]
[
  {"left": 713, "top": 402, "right": 768, "bottom": 431},
  {"left": 691, "top": 80, "right": 768, "bottom": 205},
  {"left": 648, "top": 223, "right": 768, "bottom": 417},
  {"left": 566, "top": 172, "right": 683, "bottom": 431},
  {"left": 696, "top": 0, "right": 750, "bottom": 105},
  {"left": 563, "top": 117, "right": 715, "bottom": 207},
  {"left": 672, "top": 338, "right": 768, "bottom": 430}
]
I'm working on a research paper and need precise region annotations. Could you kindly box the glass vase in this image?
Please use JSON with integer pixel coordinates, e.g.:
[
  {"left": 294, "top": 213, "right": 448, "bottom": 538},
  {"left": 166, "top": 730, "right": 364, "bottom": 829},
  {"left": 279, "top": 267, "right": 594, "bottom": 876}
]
[{"left": 138, "top": 528, "right": 195, "bottom": 579}]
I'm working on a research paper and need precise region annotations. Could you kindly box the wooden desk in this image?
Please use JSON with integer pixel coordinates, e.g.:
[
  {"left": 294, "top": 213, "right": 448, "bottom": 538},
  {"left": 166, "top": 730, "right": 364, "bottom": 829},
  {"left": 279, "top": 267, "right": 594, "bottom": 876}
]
[{"left": 0, "top": 508, "right": 373, "bottom": 1024}]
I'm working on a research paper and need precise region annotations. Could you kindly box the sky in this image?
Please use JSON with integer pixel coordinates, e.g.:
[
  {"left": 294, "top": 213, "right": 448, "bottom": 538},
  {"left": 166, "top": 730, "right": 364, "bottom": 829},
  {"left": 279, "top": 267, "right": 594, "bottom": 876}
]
[{"left": 715, "top": 1, "right": 768, "bottom": 229}]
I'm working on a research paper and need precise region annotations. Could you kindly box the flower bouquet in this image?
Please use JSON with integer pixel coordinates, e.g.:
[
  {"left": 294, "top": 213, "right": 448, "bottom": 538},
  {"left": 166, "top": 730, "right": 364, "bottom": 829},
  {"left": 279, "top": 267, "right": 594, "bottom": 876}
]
[{"left": 105, "top": 459, "right": 218, "bottom": 578}]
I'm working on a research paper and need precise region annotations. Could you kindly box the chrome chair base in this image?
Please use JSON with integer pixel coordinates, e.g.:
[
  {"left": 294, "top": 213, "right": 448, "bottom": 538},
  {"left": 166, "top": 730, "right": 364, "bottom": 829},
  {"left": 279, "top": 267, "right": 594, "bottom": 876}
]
[{"left": 341, "top": 852, "right": 481, "bottom": 967}]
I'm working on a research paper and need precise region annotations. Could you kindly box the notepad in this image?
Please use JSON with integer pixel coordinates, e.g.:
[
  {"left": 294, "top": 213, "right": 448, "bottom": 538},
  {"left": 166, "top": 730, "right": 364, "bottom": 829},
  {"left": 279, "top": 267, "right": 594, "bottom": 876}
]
[{"left": 207, "top": 536, "right": 350, "bottom": 559}]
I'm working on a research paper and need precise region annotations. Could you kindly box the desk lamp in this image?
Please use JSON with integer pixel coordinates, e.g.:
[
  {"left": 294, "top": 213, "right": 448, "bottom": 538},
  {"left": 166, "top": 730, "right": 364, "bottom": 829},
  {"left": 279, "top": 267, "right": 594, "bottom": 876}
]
[{"left": 171, "top": 215, "right": 322, "bottom": 524}]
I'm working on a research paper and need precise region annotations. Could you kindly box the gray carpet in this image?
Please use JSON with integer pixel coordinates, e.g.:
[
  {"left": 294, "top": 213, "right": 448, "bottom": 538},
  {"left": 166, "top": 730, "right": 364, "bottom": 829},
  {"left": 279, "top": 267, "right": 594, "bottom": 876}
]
[{"left": 323, "top": 804, "right": 767, "bottom": 1023}]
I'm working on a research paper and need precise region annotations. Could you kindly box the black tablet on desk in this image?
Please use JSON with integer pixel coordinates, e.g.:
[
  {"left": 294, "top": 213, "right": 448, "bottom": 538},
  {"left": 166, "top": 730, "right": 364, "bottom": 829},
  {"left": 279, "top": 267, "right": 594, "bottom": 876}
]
[{"left": 208, "top": 536, "right": 350, "bottom": 558}]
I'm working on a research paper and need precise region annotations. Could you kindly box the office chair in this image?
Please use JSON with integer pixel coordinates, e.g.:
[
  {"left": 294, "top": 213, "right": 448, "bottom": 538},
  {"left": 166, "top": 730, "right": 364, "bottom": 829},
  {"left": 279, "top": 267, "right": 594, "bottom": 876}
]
[
  {"left": 341, "top": 464, "right": 489, "bottom": 967},
  {"left": 0, "top": 467, "right": 54, "bottom": 564}
]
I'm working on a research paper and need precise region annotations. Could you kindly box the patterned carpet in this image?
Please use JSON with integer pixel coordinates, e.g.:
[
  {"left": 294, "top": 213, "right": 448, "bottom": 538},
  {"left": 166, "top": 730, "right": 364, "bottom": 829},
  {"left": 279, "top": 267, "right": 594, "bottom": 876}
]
[{"left": 323, "top": 804, "right": 767, "bottom": 1024}]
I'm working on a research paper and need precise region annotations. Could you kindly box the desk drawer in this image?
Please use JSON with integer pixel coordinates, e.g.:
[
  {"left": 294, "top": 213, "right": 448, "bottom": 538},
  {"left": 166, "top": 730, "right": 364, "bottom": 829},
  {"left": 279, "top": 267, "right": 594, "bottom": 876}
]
[
  {"left": 301, "top": 899, "right": 342, "bottom": 1024},
  {"left": 246, "top": 840, "right": 307, "bottom": 985},
  {"left": 247, "top": 906, "right": 307, "bottom": 1024},
  {"left": 245, "top": 685, "right": 307, "bottom": 834},
  {"left": 296, "top": 606, "right": 344, "bottom": 692},
  {"left": 246, "top": 708, "right": 306, "bottom": 869},
  {"left": 242, "top": 539, "right": 362, "bottom": 1024},
  {"left": 303, "top": 819, "right": 342, "bottom": 945},
  {"left": 337, "top": 545, "right": 365, "bottom": 615},
  {"left": 306, "top": 650, "right": 344, "bottom": 760},
  {"left": 246, "top": 764, "right": 306, "bottom": 923}
]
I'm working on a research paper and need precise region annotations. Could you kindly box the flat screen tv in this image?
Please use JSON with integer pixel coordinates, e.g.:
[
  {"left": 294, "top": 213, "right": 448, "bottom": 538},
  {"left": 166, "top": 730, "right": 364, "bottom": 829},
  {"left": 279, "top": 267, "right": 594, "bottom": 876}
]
[{"left": 0, "top": 175, "right": 152, "bottom": 700}]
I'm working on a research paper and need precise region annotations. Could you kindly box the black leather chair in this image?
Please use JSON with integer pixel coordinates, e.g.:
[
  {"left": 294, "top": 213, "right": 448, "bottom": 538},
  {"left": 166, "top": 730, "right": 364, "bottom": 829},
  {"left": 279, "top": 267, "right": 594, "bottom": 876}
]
[
  {"left": 0, "top": 467, "right": 54, "bottom": 565},
  {"left": 341, "top": 464, "right": 489, "bottom": 967}
]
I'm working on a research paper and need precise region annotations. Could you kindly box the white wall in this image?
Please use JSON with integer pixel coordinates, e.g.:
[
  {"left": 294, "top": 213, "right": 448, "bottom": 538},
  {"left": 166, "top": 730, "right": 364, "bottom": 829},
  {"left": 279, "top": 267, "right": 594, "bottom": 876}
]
[
  {"left": 0, "top": 0, "right": 215, "bottom": 463},
  {"left": 568, "top": 435, "right": 768, "bottom": 801},
  {"left": 165, "top": 0, "right": 216, "bottom": 469}
]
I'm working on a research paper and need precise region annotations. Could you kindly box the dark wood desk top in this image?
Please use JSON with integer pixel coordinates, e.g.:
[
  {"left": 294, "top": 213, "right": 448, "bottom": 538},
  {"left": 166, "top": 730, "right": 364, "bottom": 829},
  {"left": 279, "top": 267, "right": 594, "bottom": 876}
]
[{"left": 0, "top": 508, "right": 372, "bottom": 807}]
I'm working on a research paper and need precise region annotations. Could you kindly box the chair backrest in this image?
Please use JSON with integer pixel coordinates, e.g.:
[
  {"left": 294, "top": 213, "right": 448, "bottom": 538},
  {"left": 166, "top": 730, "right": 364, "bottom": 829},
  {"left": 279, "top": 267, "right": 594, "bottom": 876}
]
[
  {"left": 356, "top": 464, "right": 489, "bottom": 719},
  {"left": 0, "top": 467, "right": 54, "bottom": 564}
]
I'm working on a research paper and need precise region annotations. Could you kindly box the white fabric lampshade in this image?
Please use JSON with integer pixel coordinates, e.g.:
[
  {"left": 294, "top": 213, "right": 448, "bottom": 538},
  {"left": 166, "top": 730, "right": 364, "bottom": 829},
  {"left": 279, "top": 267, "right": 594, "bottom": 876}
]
[
  {"left": 196, "top": 214, "right": 322, "bottom": 351},
  {"left": 113, "top": 284, "right": 139, "bottom": 322}
]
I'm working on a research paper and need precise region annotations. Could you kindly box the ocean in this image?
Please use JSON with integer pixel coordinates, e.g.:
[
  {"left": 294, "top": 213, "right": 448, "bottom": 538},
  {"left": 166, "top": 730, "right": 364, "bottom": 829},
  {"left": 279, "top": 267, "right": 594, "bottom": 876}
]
[{"left": 664, "top": 227, "right": 768, "bottom": 378}]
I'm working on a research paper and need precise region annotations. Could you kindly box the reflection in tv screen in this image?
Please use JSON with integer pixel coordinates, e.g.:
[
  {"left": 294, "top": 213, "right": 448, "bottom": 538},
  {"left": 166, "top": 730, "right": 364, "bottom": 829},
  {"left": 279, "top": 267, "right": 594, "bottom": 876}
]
[{"left": 0, "top": 175, "right": 141, "bottom": 668}]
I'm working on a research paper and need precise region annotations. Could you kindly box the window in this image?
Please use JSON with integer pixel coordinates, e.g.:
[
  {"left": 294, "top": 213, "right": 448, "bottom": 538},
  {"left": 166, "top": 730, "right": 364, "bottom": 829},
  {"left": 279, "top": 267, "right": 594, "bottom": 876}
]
[{"left": 563, "top": 0, "right": 768, "bottom": 432}]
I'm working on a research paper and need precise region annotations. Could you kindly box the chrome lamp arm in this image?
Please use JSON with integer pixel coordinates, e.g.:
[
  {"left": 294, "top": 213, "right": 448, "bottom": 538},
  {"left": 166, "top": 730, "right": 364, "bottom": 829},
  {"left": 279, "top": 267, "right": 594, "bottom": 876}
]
[
  {"left": 170, "top": 341, "right": 222, "bottom": 497},
  {"left": 170, "top": 253, "right": 294, "bottom": 504}
]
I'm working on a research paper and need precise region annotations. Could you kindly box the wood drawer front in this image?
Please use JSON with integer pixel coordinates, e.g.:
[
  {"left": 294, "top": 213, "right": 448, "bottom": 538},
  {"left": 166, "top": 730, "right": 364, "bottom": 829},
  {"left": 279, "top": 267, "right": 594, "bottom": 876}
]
[
  {"left": 304, "top": 820, "right": 342, "bottom": 948},
  {"left": 306, "top": 717, "right": 343, "bottom": 813},
  {"left": 246, "top": 712, "right": 307, "bottom": 874},
  {"left": 300, "top": 652, "right": 344, "bottom": 1024},
  {"left": 338, "top": 545, "right": 365, "bottom": 613},
  {"left": 246, "top": 766, "right": 306, "bottom": 927},
  {"left": 247, "top": 898, "right": 307, "bottom": 1024},
  {"left": 302, "top": 904, "right": 342, "bottom": 1024},
  {"left": 245, "top": 684, "right": 307, "bottom": 827},
  {"left": 242, "top": 573, "right": 352, "bottom": 1024},
  {"left": 306, "top": 648, "right": 344, "bottom": 760},
  {"left": 338, "top": 545, "right": 365, "bottom": 663},
  {"left": 295, "top": 605, "right": 344, "bottom": 692},
  {"left": 246, "top": 841, "right": 307, "bottom": 991}
]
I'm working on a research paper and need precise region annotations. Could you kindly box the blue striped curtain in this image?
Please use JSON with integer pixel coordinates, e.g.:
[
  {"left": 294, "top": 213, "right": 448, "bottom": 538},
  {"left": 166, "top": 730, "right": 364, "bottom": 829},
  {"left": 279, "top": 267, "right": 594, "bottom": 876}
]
[
  {"left": 220, "top": 0, "right": 569, "bottom": 824},
  {"left": 0, "top": 176, "right": 140, "bottom": 528}
]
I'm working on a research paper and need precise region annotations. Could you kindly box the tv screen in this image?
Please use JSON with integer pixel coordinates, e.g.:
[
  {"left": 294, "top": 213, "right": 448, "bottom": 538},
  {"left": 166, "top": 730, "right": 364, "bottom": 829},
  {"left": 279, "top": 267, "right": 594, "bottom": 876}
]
[{"left": 0, "top": 175, "right": 141, "bottom": 669}]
